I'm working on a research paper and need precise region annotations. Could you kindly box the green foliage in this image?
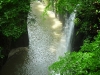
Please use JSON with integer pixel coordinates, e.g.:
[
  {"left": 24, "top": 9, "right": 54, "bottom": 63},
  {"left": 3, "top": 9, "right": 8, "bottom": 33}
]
[
  {"left": 45, "top": 0, "right": 100, "bottom": 39},
  {"left": 49, "top": 52, "right": 94, "bottom": 75},
  {"left": 43, "top": 0, "right": 99, "bottom": 43},
  {"left": 75, "top": 0, "right": 100, "bottom": 38},
  {"left": 49, "top": 0, "right": 100, "bottom": 75},
  {"left": 49, "top": 32, "right": 100, "bottom": 75},
  {"left": 44, "top": 0, "right": 79, "bottom": 14},
  {"left": 80, "top": 32, "right": 100, "bottom": 52},
  {"left": 55, "top": 0, "right": 79, "bottom": 13},
  {"left": 74, "top": 18, "right": 81, "bottom": 25},
  {"left": 0, "top": 0, "right": 30, "bottom": 39}
]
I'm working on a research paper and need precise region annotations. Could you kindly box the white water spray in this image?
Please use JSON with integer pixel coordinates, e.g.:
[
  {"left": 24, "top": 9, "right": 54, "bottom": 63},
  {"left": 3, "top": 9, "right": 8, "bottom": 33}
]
[
  {"left": 50, "top": 12, "right": 76, "bottom": 75},
  {"left": 27, "top": 1, "right": 62, "bottom": 75},
  {"left": 56, "top": 12, "right": 76, "bottom": 59},
  {"left": 27, "top": 1, "right": 76, "bottom": 75}
]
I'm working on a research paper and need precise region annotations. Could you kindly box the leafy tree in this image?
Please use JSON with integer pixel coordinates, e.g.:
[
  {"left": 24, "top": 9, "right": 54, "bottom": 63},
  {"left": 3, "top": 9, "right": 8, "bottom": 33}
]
[
  {"left": 0, "top": 0, "right": 30, "bottom": 39},
  {"left": 44, "top": 0, "right": 79, "bottom": 14},
  {"left": 49, "top": 32, "right": 100, "bottom": 75},
  {"left": 75, "top": 0, "right": 100, "bottom": 39},
  {"left": 45, "top": 0, "right": 100, "bottom": 39}
]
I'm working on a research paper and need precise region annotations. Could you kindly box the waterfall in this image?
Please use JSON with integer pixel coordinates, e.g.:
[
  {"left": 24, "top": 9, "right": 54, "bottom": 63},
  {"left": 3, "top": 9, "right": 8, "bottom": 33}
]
[
  {"left": 1, "top": 1, "right": 76, "bottom": 75},
  {"left": 56, "top": 12, "right": 76, "bottom": 59},
  {"left": 27, "top": 1, "right": 76, "bottom": 75},
  {"left": 65, "top": 12, "right": 76, "bottom": 50},
  {"left": 52, "top": 12, "right": 76, "bottom": 75},
  {"left": 27, "top": 1, "right": 62, "bottom": 75}
]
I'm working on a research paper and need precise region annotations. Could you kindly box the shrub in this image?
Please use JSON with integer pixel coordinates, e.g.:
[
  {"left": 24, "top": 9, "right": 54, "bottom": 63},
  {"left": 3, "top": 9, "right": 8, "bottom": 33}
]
[
  {"left": 49, "top": 32, "right": 100, "bottom": 75},
  {"left": 0, "top": 0, "right": 30, "bottom": 39}
]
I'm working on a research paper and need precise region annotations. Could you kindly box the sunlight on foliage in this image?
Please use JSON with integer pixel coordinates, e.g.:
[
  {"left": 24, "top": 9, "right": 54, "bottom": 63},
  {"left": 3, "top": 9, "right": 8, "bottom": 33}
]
[{"left": 49, "top": 32, "right": 100, "bottom": 75}]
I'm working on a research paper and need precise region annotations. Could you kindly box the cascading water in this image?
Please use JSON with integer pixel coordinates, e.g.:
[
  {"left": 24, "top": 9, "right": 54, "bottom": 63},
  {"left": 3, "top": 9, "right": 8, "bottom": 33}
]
[
  {"left": 27, "top": 1, "right": 76, "bottom": 75},
  {"left": 52, "top": 12, "right": 76, "bottom": 75},
  {"left": 56, "top": 12, "right": 76, "bottom": 59},
  {"left": 27, "top": 1, "right": 62, "bottom": 75},
  {"left": 1, "top": 1, "right": 76, "bottom": 75}
]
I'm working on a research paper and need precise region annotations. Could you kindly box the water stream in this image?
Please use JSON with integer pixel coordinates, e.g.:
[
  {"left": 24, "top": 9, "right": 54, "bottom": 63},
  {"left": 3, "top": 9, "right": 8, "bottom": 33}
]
[
  {"left": 27, "top": 1, "right": 62, "bottom": 75},
  {"left": 1, "top": 1, "right": 75, "bottom": 75},
  {"left": 56, "top": 12, "right": 76, "bottom": 59},
  {"left": 27, "top": 1, "right": 76, "bottom": 75}
]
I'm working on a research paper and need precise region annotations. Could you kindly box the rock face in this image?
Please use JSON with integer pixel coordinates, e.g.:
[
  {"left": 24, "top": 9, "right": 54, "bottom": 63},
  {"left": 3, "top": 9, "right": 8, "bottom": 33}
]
[
  {"left": 0, "top": 47, "right": 29, "bottom": 75},
  {"left": 0, "top": 28, "right": 29, "bottom": 72},
  {"left": 8, "top": 47, "right": 29, "bottom": 58}
]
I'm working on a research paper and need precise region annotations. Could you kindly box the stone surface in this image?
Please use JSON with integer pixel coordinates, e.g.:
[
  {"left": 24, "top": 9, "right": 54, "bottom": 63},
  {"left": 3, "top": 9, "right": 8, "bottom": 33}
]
[{"left": 1, "top": 47, "right": 29, "bottom": 75}]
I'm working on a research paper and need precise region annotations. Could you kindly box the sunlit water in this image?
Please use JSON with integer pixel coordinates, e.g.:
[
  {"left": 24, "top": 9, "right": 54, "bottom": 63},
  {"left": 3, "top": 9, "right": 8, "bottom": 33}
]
[
  {"left": 27, "top": 1, "right": 76, "bottom": 75},
  {"left": 56, "top": 12, "right": 76, "bottom": 59},
  {"left": 1, "top": 1, "right": 75, "bottom": 75},
  {"left": 52, "top": 12, "right": 76, "bottom": 75},
  {"left": 27, "top": 1, "right": 62, "bottom": 75}
]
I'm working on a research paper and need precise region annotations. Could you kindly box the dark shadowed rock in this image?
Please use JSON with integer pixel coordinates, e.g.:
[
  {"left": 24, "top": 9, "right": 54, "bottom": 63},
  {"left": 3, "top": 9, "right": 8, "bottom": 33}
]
[
  {"left": 0, "top": 47, "right": 29, "bottom": 75},
  {"left": 11, "top": 31, "right": 29, "bottom": 49}
]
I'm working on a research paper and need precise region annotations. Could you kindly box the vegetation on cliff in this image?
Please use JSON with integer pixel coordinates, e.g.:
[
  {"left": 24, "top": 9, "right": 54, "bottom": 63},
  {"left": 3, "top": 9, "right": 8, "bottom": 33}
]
[
  {"left": 0, "top": 0, "right": 30, "bottom": 70},
  {"left": 49, "top": 32, "right": 100, "bottom": 75},
  {"left": 48, "top": 0, "right": 100, "bottom": 75},
  {"left": 0, "top": 0, "right": 30, "bottom": 39},
  {"left": 0, "top": 0, "right": 100, "bottom": 74}
]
